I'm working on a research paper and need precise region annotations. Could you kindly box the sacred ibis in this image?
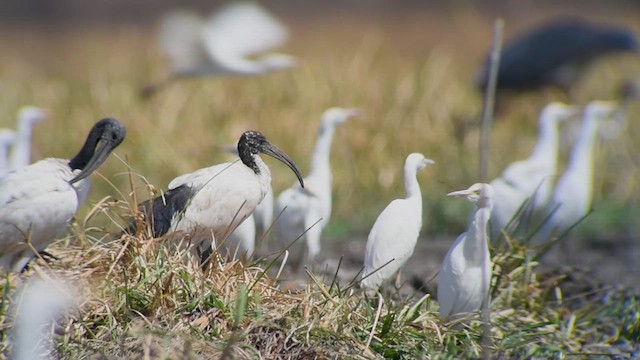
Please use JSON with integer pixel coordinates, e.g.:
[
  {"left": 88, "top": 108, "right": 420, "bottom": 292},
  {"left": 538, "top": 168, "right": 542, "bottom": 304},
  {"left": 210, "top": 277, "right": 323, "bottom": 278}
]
[
  {"left": 0, "top": 118, "right": 126, "bottom": 272},
  {"left": 438, "top": 183, "right": 494, "bottom": 319},
  {"left": 131, "top": 131, "right": 304, "bottom": 263},
  {"left": 489, "top": 102, "right": 578, "bottom": 239},
  {"left": 537, "top": 101, "right": 618, "bottom": 243},
  {"left": 142, "top": 1, "right": 296, "bottom": 97},
  {"left": 477, "top": 18, "right": 639, "bottom": 94},
  {"left": 0, "top": 129, "right": 17, "bottom": 177},
  {"left": 274, "top": 107, "right": 359, "bottom": 270},
  {"left": 360, "top": 153, "right": 434, "bottom": 293},
  {"left": 8, "top": 106, "right": 47, "bottom": 171}
]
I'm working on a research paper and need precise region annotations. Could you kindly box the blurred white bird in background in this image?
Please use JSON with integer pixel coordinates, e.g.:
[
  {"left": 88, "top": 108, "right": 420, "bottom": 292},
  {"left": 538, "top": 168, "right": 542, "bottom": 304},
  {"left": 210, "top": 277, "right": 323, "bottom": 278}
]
[
  {"left": 8, "top": 106, "right": 47, "bottom": 172},
  {"left": 13, "top": 276, "right": 77, "bottom": 360},
  {"left": 489, "top": 103, "right": 578, "bottom": 240},
  {"left": 143, "top": 1, "right": 296, "bottom": 97},
  {"left": 360, "top": 153, "right": 434, "bottom": 294},
  {"left": 438, "top": 183, "right": 493, "bottom": 319},
  {"left": 274, "top": 108, "right": 359, "bottom": 271},
  {"left": 0, "top": 129, "right": 17, "bottom": 177},
  {"left": 536, "top": 101, "right": 619, "bottom": 245}
]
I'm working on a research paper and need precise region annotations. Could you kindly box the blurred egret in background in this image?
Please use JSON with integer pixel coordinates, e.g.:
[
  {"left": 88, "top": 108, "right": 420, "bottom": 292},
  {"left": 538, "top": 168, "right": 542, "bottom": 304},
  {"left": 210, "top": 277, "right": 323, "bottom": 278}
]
[
  {"left": 0, "top": 129, "right": 16, "bottom": 177},
  {"left": 143, "top": 1, "right": 296, "bottom": 97},
  {"left": 489, "top": 103, "right": 578, "bottom": 240},
  {"left": 274, "top": 108, "right": 358, "bottom": 271},
  {"left": 8, "top": 106, "right": 47, "bottom": 171}
]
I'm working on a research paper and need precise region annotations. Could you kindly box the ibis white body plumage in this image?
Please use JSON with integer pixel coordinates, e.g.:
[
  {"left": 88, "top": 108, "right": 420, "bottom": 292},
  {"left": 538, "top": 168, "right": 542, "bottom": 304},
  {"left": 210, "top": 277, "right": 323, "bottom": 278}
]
[
  {"left": 361, "top": 153, "right": 434, "bottom": 292},
  {"left": 0, "top": 118, "right": 126, "bottom": 272},
  {"left": 538, "top": 101, "right": 618, "bottom": 242},
  {"left": 274, "top": 108, "right": 358, "bottom": 269},
  {"left": 143, "top": 1, "right": 295, "bottom": 96},
  {"left": 489, "top": 103, "right": 577, "bottom": 239},
  {"left": 438, "top": 183, "right": 494, "bottom": 319},
  {"left": 135, "top": 131, "right": 304, "bottom": 262}
]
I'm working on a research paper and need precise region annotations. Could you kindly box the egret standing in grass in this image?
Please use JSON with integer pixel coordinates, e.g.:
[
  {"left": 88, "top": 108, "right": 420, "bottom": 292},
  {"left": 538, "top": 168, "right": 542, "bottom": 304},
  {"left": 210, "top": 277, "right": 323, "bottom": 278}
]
[
  {"left": 0, "top": 118, "right": 126, "bottom": 272},
  {"left": 131, "top": 131, "right": 304, "bottom": 264},
  {"left": 8, "top": 106, "right": 47, "bottom": 171},
  {"left": 274, "top": 108, "right": 359, "bottom": 270},
  {"left": 489, "top": 103, "right": 578, "bottom": 239},
  {"left": 438, "top": 183, "right": 494, "bottom": 319},
  {"left": 537, "top": 101, "right": 618, "bottom": 243},
  {"left": 0, "top": 129, "right": 16, "bottom": 177},
  {"left": 361, "top": 153, "right": 434, "bottom": 293},
  {"left": 143, "top": 1, "right": 296, "bottom": 97}
]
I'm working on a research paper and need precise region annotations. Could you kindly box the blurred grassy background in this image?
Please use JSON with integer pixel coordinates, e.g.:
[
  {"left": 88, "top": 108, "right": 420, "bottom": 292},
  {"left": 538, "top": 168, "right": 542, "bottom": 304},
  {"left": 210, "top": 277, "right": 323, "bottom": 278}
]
[{"left": 0, "top": 0, "right": 639, "bottom": 240}]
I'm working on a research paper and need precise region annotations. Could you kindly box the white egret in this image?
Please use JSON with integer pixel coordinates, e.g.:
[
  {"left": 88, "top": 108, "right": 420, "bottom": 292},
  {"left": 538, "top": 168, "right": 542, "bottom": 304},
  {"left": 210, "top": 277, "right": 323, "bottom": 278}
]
[
  {"left": 274, "top": 108, "right": 359, "bottom": 270},
  {"left": 537, "top": 101, "right": 619, "bottom": 243},
  {"left": 0, "top": 129, "right": 17, "bottom": 177},
  {"left": 143, "top": 1, "right": 296, "bottom": 97},
  {"left": 489, "top": 103, "right": 578, "bottom": 239},
  {"left": 13, "top": 277, "right": 76, "bottom": 360},
  {"left": 438, "top": 183, "right": 494, "bottom": 319},
  {"left": 360, "top": 153, "right": 435, "bottom": 293},
  {"left": 8, "top": 106, "right": 47, "bottom": 171},
  {"left": 0, "top": 118, "right": 126, "bottom": 272},
  {"left": 132, "top": 131, "right": 304, "bottom": 263}
]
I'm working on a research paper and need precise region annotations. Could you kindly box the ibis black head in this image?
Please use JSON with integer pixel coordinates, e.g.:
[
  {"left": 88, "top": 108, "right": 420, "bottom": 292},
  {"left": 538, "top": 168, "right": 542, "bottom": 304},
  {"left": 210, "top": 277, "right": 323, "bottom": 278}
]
[
  {"left": 69, "top": 118, "right": 126, "bottom": 184},
  {"left": 238, "top": 131, "right": 304, "bottom": 188}
]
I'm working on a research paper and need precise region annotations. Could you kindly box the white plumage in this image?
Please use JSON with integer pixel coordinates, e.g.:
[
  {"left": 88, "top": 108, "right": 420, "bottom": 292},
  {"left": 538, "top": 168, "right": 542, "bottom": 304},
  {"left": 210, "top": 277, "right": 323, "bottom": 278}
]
[
  {"left": 0, "top": 118, "right": 126, "bottom": 272},
  {"left": 143, "top": 1, "right": 295, "bottom": 96},
  {"left": 361, "top": 153, "right": 434, "bottom": 292},
  {"left": 438, "top": 183, "right": 494, "bottom": 319},
  {"left": 134, "top": 131, "right": 303, "bottom": 263},
  {"left": 538, "top": 101, "right": 618, "bottom": 242},
  {"left": 9, "top": 106, "right": 47, "bottom": 171},
  {"left": 489, "top": 102, "right": 578, "bottom": 239},
  {"left": 274, "top": 108, "right": 359, "bottom": 269},
  {"left": 0, "top": 129, "right": 17, "bottom": 177}
]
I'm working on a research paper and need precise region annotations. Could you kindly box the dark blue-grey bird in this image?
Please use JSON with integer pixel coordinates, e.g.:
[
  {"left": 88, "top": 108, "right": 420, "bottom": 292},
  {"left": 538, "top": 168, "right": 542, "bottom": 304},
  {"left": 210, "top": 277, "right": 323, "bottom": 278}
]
[{"left": 477, "top": 19, "right": 640, "bottom": 95}]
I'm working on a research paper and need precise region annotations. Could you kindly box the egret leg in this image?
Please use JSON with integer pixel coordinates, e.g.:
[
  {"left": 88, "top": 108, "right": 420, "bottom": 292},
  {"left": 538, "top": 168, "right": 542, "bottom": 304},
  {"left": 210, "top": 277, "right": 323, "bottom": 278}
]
[{"left": 394, "top": 270, "right": 403, "bottom": 290}]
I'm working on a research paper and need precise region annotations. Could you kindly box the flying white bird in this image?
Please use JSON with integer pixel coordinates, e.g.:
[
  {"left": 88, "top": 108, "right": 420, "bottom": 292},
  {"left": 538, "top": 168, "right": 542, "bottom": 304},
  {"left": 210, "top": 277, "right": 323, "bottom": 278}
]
[
  {"left": 8, "top": 106, "right": 47, "bottom": 171},
  {"left": 143, "top": 1, "right": 296, "bottom": 97},
  {"left": 0, "top": 118, "right": 126, "bottom": 272},
  {"left": 131, "top": 131, "right": 304, "bottom": 264},
  {"left": 537, "top": 101, "right": 618, "bottom": 243},
  {"left": 438, "top": 183, "right": 494, "bottom": 319},
  {"left": 0, "top": 129, "right": 17, "bottom": 177},
  {"left": 489, "top": 103, "right": 578, "bottom": 239},
  {"left": 13, "top": 276, "right": 77, "bottom": 360},
  {"left": 360, "top": 153, "right": 435, "bottom": 293},
  {"left": 274, "top": 108, "right": 359, "bottom": 270}
]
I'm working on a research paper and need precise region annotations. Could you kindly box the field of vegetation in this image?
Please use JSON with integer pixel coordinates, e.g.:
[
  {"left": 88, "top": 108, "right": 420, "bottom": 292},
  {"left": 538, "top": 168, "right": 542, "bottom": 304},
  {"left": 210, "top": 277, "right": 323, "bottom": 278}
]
[{"left": 0, "top": 4, "right": 640, "bottom": 358}]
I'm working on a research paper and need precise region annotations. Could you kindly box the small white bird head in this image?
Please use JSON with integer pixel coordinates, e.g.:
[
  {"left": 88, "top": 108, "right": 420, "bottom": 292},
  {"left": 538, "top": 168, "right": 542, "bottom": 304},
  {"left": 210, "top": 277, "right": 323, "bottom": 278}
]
[
  {"left": 0, "top": 129, "right": 17, "bottom": 146},
  {"left": 405, "top": 152, "right": 435, "bottom": 173},
  {"left": 583, "top": 100, "right": 620, "bottom": 121},
  {"left": 321, "top": 107, "right": 360, "bottom": 127},
  {"left": 447, "top": 183, "right": 494, "bottom": 209},
  {"left": 17, "top": 106, "right": 48, "bottom": 125},
  {"left": 540, "top": 102, "right": 579, "bottom": 125}
]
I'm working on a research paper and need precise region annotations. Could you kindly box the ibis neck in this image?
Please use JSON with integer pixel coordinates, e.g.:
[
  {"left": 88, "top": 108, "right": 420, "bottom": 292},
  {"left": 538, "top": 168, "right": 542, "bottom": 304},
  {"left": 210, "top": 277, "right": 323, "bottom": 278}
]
[
  {"left": 308, "top": 125, "right": 337, "bottom": 180},
  {"left": 253, "top": 155, "right": 272, "bottom": 199},
  {"left": 528, "top": 118, "right": 559, "bottom": 167},
  {"left": 464, "top": 206, "right": 491, "bottom": 263},
  {"left": 68, "top": 134, "right": 97, "bottom": 171}
]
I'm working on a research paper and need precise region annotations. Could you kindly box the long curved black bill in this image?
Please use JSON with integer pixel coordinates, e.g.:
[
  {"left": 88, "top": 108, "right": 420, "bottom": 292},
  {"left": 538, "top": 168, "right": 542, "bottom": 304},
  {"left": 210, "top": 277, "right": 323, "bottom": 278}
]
[
  {"left": 69, "top": 138, "right": 115, "bottom": 184},
  {"left": 261, "top": 141, "right": 304, "bottom": 188}
]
